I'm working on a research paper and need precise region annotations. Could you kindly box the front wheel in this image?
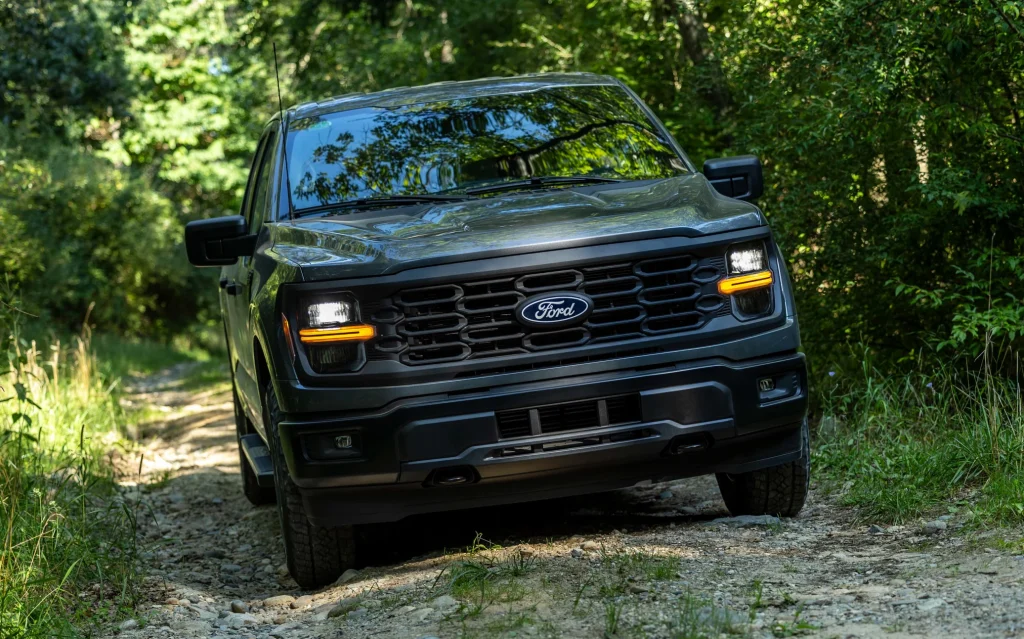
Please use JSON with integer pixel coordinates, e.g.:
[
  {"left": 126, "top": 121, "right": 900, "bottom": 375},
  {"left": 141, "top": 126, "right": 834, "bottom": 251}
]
[
  {"left": 263, "top": 381, "right": 357, "bottom": 589},
  {"left": 715, "top": 419, "right": 810, "bottom": 517}
]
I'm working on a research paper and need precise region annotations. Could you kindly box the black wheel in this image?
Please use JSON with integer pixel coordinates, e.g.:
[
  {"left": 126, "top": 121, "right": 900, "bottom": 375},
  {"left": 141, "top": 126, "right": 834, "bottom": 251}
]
[
  {"left": 263, "top": 380, "right": 356, "bottom": 589},
  {"left": 715, "top": 419, "right": 810, "bottom": 517},
  {"left": 233, "top": 383, "right": 275, "bottom": 506}
]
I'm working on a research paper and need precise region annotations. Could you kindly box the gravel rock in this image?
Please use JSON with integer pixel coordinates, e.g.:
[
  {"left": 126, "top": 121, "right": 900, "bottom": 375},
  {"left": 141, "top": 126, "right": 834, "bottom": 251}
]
[
  {"left": 229, "top": 600, "right": 247, "bottom": 613},
  {"left": 220, "top": 563, "right": 242, "bottom": 573},
  {"left": 328, "top": 597, "right": 362, "bottom": 618},
  {"left": 657, "top": 489, "right": 674, "bottom": 500},
  {"left": 570, "top": 548, "right": 584, "bottom": 558},
  {"left": 269, "top": 623, "right": 298, "bottom": 637},
  {"left": 431, "top": 595, "right": 459, "bottom": 611},
  {"left": 119, "top": 619, "right": 139, "bottom": 631},
  {"left": 923, "top": 520, "right": 947, "bottom": 534},
  {"left": 868, "top": 524, "right": 886, "bottom": 534},
  {"left": 203, "top": 549, "right": 226, "bottom": 559},
  {"left": 221, "top": 613, "right": 257, "bottom": 628},
  {"left": 349, "top": 607, "right": 369, "bottom": 620},
  {"left": 290, "top": 595, "right": 314, "bottom": 609},
  {"left": 680, "top": 506, "right": 700, "bottom": 515},
  {"left": 581, "top": 540, "right": 600, "bottom": 552},
  {"left": 335, "top": 568, "right": 361, "bottom": 584},
  {"left": 696, "top": 606, "right": 747, "bottom": 626},
  {"left": 706, "top": 514, "right": 781, "bottom": 528},
  {"left": 919, "top": 598, "right": 946, "bottom": 611},
  {"left": 411, "top": 608, "right": 433, "bottom": 622},
  {"left": 263, "top": 594, "right": 296, "bottom": 607},
  {"left": 192, "top": 607, "right": 217, "bottom": 621}
]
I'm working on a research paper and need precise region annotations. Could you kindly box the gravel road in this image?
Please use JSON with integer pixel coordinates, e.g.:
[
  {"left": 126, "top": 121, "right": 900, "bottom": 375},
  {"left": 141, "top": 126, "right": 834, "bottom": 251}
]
[{"left": 109, "top": 365, "right": 1024, "bottom": 638}]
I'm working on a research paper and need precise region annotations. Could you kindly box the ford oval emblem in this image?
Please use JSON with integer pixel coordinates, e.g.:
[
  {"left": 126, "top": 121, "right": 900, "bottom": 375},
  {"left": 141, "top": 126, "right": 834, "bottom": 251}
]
[{"left": 515, "top": 292, "right": 593, "bottom": 328}]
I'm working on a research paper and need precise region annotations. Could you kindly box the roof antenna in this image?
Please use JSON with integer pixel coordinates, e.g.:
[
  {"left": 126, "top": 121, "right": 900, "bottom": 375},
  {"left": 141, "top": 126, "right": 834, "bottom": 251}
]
[{"left": 273, "top": 42, "right": 295, "bottom": 221}]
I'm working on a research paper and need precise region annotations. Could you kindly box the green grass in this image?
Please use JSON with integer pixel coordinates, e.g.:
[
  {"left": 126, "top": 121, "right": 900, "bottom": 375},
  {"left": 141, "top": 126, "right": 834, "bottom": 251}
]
[
  {"left": 0, "top": 322, "right": 211, "bottom": 637},
  {"left": 814, "top": 353, "right": 1024, "bottom": 525}
]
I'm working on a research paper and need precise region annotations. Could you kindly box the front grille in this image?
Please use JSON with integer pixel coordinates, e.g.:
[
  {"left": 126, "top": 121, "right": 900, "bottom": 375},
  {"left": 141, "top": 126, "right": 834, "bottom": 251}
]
[
  {"left": 495, "top": 394, "right": 641, "bottom": 439},
  {"left": 369, "top": 251, "right": 726, "bottom": 366}
]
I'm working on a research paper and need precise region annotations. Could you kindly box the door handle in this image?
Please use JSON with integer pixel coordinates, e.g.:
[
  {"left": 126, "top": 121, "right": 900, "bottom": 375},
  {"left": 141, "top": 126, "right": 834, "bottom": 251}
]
[
  {"left": 219, "top": 277, "right": 229, "bottom": 289},
  {"left": 224, "top": 281, "right": 243, "bottom": 296}
]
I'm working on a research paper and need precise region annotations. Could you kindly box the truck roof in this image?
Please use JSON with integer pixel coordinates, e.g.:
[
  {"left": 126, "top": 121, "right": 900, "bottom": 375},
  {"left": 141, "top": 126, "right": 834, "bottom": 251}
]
[{"left": 289, "top": 72, "right": 621, "bottom": 120}]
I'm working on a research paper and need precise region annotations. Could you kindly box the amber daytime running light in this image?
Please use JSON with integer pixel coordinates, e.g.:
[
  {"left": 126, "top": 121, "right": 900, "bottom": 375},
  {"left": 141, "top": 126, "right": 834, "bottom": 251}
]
[
  {"left": 718, "top": 271, "right": 774, "bottom": 295},
  {"left": 298, "top": 325, "right": 376, "bottom": 343}
]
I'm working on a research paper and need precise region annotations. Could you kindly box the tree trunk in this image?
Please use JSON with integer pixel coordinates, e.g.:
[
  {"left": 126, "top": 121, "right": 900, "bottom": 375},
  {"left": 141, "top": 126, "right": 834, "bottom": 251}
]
[{"left": 666, "top": 0, "right": 733, "bottom": 119}]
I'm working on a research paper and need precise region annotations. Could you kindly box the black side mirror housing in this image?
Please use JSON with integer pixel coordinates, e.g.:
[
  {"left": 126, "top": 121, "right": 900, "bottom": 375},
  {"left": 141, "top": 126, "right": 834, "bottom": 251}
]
[
  {"left": 702, "top": 155, "right": 764, "bottom": 201},
  {"left": 185, "top": 216, "right": 258, "bottom": 267}
]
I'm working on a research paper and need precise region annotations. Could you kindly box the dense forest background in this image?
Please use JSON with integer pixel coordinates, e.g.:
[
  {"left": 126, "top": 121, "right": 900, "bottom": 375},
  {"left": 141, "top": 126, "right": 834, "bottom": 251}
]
[{"left": 2, "top": 0, "right": 1023, "bottom": 366}]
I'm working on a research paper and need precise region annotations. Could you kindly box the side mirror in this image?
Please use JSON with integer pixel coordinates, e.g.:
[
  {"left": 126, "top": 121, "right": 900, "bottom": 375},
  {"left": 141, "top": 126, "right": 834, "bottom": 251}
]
[
  {"left": 702, "top": 155, "right": 763, "bottom": 201},
  {"left": 185, "top": 216, "right": 257, "bottom": 267}
]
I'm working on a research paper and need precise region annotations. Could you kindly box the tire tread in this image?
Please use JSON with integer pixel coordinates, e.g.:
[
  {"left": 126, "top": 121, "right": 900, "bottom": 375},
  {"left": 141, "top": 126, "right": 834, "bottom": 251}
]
[
  {"left": 265, "top": 383, "right": 355, "bottom": 588},
  {"left": 716, "top": 421, "right": 810, "bottom": 517}
]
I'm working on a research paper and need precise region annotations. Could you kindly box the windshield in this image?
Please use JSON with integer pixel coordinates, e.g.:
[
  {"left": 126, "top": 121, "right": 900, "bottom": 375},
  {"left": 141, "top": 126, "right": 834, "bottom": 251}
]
[{"left": 285, "top": 84, "right": 688, "bottom": 212}]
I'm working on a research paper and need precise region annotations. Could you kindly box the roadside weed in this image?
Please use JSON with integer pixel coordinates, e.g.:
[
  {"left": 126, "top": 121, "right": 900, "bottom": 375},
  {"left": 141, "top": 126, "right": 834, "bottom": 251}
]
[
  {"left": 0, "top": 322, "right": 208, "bottom": 637},
  {"left": 604, "top": 601, "right": 623, "bottom": 636},
  {"left": 815, "top": 355, "right": 1024, "bottom": 525}
]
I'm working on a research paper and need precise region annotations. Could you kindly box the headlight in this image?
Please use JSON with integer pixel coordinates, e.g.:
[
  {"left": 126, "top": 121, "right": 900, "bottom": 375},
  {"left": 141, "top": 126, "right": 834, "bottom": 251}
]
[
  {"left": 727, "top": 242, "right": 768, "bottom": 274},
  {"left": 304, "top": 300, "right": 354, "bottom": 327},
  {"left": 719, "top": 241, "right": 773, "bottom": 317},
  {"left": 296, "top": 295, "right": 375, "bottom": 373}
]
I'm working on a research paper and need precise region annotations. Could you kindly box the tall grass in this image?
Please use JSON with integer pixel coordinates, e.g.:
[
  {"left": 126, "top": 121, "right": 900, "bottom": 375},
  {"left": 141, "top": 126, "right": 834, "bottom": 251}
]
[
  {"left": 0, "top": 325, "right": 143, "bottom": 637},
  {"left": 814, "top": 351, "right": 1024, "bottom": 525}
]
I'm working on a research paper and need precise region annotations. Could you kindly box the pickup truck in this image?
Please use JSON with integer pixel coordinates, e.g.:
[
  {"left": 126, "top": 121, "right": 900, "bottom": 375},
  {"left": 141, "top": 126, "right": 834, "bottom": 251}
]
[{"left": 185, "top": 73, "right": 809, "bottom": 589}]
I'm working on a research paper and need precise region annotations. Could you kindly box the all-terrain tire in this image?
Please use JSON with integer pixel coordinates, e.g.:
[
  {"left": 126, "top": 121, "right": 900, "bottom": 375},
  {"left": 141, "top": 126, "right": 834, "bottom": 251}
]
[
  {"left": 715, "top": 419, "right": 810, "bottom": 517},
  {"left": 263, "top": 381, "right": 356, "bottom": 589},
  {"left": 233, "top": 383, "right": 276, "bottom": 506}
]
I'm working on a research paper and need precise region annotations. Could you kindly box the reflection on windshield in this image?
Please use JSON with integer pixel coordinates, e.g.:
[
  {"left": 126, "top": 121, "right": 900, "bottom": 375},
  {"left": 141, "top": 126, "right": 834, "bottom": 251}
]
[{"left": 286, "top": 84, "right": 687, "bottom": 211}]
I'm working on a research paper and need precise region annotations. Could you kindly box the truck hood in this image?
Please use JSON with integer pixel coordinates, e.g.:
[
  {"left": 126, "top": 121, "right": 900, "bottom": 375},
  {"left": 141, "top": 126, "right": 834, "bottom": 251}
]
[{"left": 268, "top": 174, "right": 764, "bottom": 280}]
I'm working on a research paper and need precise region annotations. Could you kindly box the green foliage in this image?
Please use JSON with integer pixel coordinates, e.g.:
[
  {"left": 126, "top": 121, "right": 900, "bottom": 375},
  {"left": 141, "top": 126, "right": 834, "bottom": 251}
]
[
  {"left": 730, "top": 0, "right": 1024, "bottom": 362},
  {"left": 0, "top": 0, "right": 131, "bottom": 143},
  {"left": 0, "top": 148, "right": 209, "bottom": 336}
]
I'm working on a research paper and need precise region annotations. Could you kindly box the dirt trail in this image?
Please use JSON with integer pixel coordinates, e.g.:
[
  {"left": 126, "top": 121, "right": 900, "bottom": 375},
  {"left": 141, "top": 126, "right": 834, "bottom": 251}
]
[{"left": 111, "top": 365, "right": 1024, "bottom": 638}]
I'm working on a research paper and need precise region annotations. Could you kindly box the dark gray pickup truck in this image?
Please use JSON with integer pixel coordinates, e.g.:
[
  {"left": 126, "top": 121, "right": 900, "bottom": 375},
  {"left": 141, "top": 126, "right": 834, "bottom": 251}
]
[{"left": 185, "top": 73, "right": 809, "bottom": 589}]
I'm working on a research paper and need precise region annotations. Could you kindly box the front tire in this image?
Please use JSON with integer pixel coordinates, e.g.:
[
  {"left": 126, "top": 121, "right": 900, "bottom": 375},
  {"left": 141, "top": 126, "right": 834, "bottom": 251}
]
[
  {"left": 715, "top": 419, "right": 810, "bottom": 517},
  {"left": 263, "top": 381, "right": 356, "bottom": 589}
]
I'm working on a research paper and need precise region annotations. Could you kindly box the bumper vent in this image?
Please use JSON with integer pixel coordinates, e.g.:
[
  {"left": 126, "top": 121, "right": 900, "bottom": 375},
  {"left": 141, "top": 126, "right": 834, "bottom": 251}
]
[
  {"left": 496, "top": 394, "right": 641, "bottom": 439},
  {"left": 370, "top": 252, "right": 726, "bottom": 366}
]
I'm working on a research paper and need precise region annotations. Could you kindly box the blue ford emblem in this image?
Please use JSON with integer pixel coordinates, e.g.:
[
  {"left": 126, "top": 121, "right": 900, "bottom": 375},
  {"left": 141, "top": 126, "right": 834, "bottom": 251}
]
[{"left": 516, "top": 292, "right": 593, "bottom": 328}]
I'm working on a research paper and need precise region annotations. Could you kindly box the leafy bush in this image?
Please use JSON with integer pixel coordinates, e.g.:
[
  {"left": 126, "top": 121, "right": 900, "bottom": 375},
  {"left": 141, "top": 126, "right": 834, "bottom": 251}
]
[{"left": 0, "top": 148, "right": 217, "bottom": 337}]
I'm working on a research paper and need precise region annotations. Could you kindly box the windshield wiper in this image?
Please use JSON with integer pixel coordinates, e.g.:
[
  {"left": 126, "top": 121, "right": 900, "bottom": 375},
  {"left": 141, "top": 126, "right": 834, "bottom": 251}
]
[
  {"left": 296, "top": 194, "right": 475, "bottom": 217},
  {"left": 464, "top": 176, "right": 624, "bottom": 196}
]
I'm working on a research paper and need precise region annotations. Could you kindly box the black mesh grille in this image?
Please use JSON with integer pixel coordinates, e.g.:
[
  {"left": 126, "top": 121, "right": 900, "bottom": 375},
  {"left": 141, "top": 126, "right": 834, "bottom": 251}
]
[
  {"left": 496, "top": 394, "right": 641, "bottom": 439},
  {"left": 370, "top": 251, "right": 726, "bottom": 366}
]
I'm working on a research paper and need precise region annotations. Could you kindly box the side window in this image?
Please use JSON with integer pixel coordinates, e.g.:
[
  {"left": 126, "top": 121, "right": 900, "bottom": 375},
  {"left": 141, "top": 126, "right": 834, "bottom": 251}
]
[
  {"left": 248, "top": 129, "right": 278, "bottom": 233},
  {"left": 239, "top": 134, "right": 268, "bottom": 221}
]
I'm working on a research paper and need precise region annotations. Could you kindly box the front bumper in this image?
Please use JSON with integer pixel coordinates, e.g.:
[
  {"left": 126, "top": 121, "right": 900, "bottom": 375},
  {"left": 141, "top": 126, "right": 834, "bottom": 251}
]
[{"left": 278, "top": 351, "right": 808, "bottom": 526}]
